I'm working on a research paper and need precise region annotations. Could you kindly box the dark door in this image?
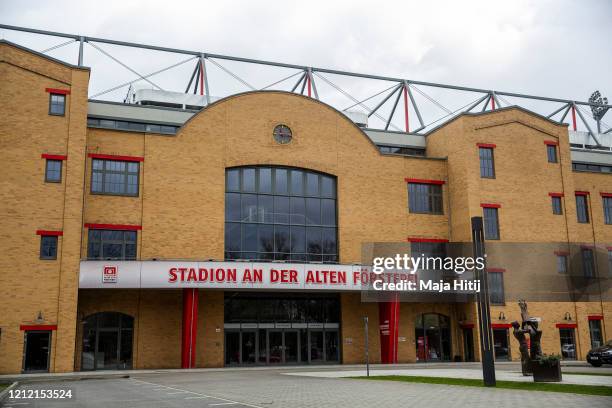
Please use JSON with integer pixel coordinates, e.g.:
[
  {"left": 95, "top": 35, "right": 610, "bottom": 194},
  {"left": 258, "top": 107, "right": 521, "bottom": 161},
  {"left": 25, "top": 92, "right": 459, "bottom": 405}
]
[
  {"left": 23, "top": 331, "right": 51, "bottom": 372},
  {"left": 225, "top": 331, "right": 240, "bottom": 365},
  {"left": 463, "top": 328, "right": 474, "bottom": 362},
  {"left": 493, "top": 328, "right": 510, "bottom": 361},
  {"left": 268, "top": 331, "right": 283, "bottom": 364},
  {"left": 559, "top": 328, "right": 576, "bottom": 360},
  {"left": 97, "top": 330, "right": 119, "bottom": 370},
  {"left": 241, "top": 331, "right": 257, "bottom": 364},
  {"left": 325, "top": 330, "right": 340, "bottom": 362},
  {"left": 309, "top": 330, "right": 324, "bottom": 362},
  {"left": 284, "top": 330, "right": 299, "bottom": 363}
]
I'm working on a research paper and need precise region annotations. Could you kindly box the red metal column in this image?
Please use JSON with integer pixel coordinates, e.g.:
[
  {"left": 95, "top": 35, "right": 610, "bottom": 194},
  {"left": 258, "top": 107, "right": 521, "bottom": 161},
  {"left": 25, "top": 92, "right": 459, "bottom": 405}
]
[
  {"left": 571, "top": 105, "right": 577, "bottom": 131},
  {"left": 491, "top": 95, "right": 495, "bottom": 110},
  {"left": 403, "top": 85, "right": 409, "bottom": 132},
  {"left": 181, "top": 288, "right": 199, "bottom": 368},
  {"left": 378, "top": 296, "right": 400, "bottom": 363},
  {"left": 307, "top": 73, "right": 312, "bottom": 98}
]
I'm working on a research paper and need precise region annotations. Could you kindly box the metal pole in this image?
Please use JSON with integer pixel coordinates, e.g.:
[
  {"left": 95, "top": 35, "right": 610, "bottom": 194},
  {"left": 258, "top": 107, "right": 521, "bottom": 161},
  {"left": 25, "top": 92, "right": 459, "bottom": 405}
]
[
  {"left": 200, "top": 54, "right": 211, "bottom": 104},
  {"left": 571, "top": 104, "right": 577, "bottom": 131},
  {"left": 472, "top": 216, "right": 496, "bottom": 387},
  {"left": 491, "top": 93, "right": 496, "bottom": 110},
  {"left": 364, "top": 316, "right": 370, "bottom": 377},
  {"left": 403, "top": 84, "right": 409, "bottom": 132},
  {"left": 78, "top": 36, "right": 84, "bottom": 67},
  {"left": 307, "top": 69, "right": 312, "bottom": 98}
]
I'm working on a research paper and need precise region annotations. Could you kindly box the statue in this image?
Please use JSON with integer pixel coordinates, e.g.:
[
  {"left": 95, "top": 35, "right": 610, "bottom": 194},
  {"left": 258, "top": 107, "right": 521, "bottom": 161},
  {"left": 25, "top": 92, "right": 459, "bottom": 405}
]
[
  {"left": 511, "top": 300, "right": 543, "bottom": 376},
  {"left": 511, "top": 321, "right": 531, "bottom": 376}
]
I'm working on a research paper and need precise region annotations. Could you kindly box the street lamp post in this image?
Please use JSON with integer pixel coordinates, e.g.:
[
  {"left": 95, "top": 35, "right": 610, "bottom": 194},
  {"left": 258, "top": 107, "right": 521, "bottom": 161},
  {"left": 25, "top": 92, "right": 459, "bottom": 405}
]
[{"left": 471, "top": 216, "right": 496, "bottom": 386}]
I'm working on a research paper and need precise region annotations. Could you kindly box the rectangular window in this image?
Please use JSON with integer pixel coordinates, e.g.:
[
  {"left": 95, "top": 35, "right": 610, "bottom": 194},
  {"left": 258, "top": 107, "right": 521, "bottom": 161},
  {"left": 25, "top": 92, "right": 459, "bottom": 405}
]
[
  {"left": 49, "top": 93, "right": 66, "bottom": 116},
  {"left": 45, "top": 160, "right": 62, "bottom": 183},
  {"left": 91, "top": 159, "right": 139, "bottom": 196},
  {"left": 575, "top": 194, "right": 589, "bottom": 223},
  {"left": 551, "top": 196, "right": 562, "bottom": 215},
  {"left": 604, "top": 197, "right": 612, "bottom": 225},
  {"left": 483, "top": 207, "right": 500, "bottom": 240},
  {"left": 40, "top": 235, "right": 58, "bottom": 260},
  {"left": 582, "top": 248, "right": 595, "bottom": 278},
  {"left": 557, "top": 254, "right": 568, "bottom": 274},
  {"left": 488, "top": 272, "right": 505, "bottom": 305},
  {"left": 589, "top": 319, "right": 603, "bottom": 349},
  {"left": 408, "top": 183, "right": 443, "bottom": 214},
  {"left": 547, "top": 144, "right": 558, "bottom": 163},
  {"left": 87, "top": 229, "right": 137, "bottom": 260},
  {"left": 479, "top": 147, "right": 495, "bottom": 178}
]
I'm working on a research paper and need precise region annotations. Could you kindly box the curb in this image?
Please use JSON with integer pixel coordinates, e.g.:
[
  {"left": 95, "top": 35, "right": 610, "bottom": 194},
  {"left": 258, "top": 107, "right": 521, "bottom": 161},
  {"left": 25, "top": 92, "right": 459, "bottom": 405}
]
[
  {"left": 0, "top": 382, "right": 18, "bottom": 404},
  {"left": 0, "top": 374, "right": 130, "bottom": 384}
]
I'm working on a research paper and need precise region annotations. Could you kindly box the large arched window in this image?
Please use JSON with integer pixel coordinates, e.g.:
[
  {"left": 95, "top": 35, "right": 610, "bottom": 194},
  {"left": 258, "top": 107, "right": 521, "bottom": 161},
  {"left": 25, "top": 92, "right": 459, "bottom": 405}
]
[{"left": 225, "top": 166, "right": 337, "bottom": 262}]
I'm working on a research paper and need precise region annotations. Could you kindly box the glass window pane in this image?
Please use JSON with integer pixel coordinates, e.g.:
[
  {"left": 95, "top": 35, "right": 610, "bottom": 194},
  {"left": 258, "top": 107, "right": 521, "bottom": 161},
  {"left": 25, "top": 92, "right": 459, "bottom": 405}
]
[
  {"left": 242, "top": 224, "right": 258, "bottom": 252},
  {"left": 274, "top": 225, "right": 290, "bottom": 253},
  {"left": 258, "top": 168, "right": 272, "bottom": 193},
  {"left": 225, "top": 223, "right": 241, "bottom": 252},
  {"left": 307, "top": 227, "right": 322, "bottom": 254},
  {"left": 226, "top": 169, "right": 240, "bottom": 191},
  {"left": 258, "top": 195, "right": 274, "bottom": 223},
  {"left": 290, "top": 226, "right": 306, "bottom": 253},
  {"left": 103, "top": 243, "right": 123, "bottom": 259},
  {"left": 225, "top": 193, "right": 241, "bottom": 221},
  {"left": 322, "top": 228, "right": 336, "bottom": 255},
  {"left": 258, "top": 225, "right": 274, "bottom": 253},
  {"left": 305, "top": 198, "right": 321, "bottom": 225},
  {"left": 321, "top": 176, "right": 335, "bottom": 198},
  {"left": 321, "top": 199, "right": 336, "bottom": 226},
  {"left": 306, "top": 173, "right": 319, "bottom": 196},
  {"left": 290, "top": 197, "right": 305, "bottom": 224},
  {"left": 274, "top": 196, "right": 290, "bottom": 224},
  {"left": 275, "top": 169, "right": 288, "bottom": 194},
  {"left": 243, "top": 168, "right": 256, "bottom": 192},
  {"left": 290, "top": 170, "right": 303, "bottom": 196},
  {"left": 241, "top": 194, "right": 257, "bottom": 222}
]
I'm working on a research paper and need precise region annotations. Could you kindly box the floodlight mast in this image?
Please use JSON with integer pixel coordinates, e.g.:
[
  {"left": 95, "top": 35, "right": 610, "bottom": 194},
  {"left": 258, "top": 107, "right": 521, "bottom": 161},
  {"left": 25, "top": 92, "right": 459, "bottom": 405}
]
[{"left": 1, "top": 23, "right": 610, "bottom": 138}]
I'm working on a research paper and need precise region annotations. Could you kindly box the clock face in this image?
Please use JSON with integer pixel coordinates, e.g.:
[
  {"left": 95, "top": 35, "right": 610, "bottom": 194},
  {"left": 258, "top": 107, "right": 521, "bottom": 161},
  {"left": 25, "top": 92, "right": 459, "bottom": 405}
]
[{"left": 273, "top": 124, "right": 292, "bottom": 144}]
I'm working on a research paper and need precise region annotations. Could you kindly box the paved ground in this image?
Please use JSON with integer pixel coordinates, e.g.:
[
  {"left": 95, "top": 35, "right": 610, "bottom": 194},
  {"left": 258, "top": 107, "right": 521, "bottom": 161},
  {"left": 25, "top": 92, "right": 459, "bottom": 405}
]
[{"left": 2, "top": 363, "right": 612, "bottom": 408}]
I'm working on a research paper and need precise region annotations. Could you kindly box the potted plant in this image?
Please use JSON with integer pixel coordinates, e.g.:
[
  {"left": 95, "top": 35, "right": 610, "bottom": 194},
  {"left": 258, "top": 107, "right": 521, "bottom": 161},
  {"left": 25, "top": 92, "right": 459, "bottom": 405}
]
[{"left": 531, "top": 354, "right": 562, "bottom": 382}]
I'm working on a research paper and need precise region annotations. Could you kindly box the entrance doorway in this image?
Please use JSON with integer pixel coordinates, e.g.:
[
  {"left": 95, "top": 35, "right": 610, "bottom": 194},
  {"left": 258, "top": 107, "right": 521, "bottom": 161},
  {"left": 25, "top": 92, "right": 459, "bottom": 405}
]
[
  {"left": 225, "top": 328, "right": 339, "bottom": 365},
  {"left": 23, "top": 331, "right": 51, "bottom": 372},
  {"left": 462, "top": 328, "right": 475, "bottom": 362},
  {"left": 81, "top": 312, "right": 134, "bottom": 370},
  {"left": 559, "top": 328, "right": 577, "bottom": 360},
  {"left": 415, "top": 313, "right": 451, "bottom": 362},
  {"left": 493, "top": 328, "right": 510, "bottom": 361}
]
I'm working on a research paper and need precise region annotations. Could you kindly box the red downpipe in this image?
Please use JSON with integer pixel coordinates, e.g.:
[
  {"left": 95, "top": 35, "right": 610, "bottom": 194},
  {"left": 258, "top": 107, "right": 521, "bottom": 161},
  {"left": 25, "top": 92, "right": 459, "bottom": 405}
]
[
  {"left": 181, "top": 288, "right": 199, "bottom": 368},
  {"left": 403, "top": 85, "right": 409, "bottom": 132},
  {"left": 571, "top": 105, "right": 577, "bottom": 131}
]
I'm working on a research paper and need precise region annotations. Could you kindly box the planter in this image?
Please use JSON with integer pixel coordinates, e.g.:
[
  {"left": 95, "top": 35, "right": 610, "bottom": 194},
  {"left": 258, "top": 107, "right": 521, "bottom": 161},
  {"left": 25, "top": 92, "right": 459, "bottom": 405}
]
[{"left": 531, "top": 360, "right": 562, "bottom": 382}]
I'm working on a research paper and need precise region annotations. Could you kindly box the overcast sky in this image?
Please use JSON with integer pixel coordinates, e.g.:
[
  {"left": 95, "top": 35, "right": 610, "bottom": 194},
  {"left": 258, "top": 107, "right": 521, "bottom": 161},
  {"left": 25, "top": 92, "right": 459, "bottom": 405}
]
[{"left": 1, "top": 0, "right": 611, "bottom": 131}]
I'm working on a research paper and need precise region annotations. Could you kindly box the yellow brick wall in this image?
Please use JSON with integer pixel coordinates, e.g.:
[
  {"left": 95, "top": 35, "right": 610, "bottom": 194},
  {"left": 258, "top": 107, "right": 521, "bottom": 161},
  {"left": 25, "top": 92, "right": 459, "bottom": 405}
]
[
  {"left": 2, "top": 40, "right": 612, "bottom": 374},
  {"left": 0, "top": 42, "right": 89, "bottom": 374}
]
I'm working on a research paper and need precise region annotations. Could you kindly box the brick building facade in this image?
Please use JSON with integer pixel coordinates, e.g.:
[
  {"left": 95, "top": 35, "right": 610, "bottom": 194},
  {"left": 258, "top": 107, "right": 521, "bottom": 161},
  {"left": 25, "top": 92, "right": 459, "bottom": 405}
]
[{"left": 0, "top": 40, "right": 610, "bottom": 374}]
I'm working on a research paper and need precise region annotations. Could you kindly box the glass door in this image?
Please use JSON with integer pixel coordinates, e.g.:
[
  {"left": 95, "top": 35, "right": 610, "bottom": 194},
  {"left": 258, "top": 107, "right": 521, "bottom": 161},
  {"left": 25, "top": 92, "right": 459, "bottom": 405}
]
[
  {"left": 268, "top": 331, "right": 283, "bottom": 364},
  {"left": 325, "top": 330, "right": 340, "bottom": 362},
  {"left": 23, "top": 331, "right": 51, "bottom": 373},
  {"left": 96, "top": 330, "right": 119, "bottom": 370},
  {"left": 559, "top": 328, "right": 576, "bottom": 360},
  {"left": 284, "top": 330, "right": 299, "bottom": 363},
  {"left": 493, "top": 329, "right": 510, "bottom": 361},
  {"left": 225, "top": 331, "right": 240, "bottom": 365},
  {"left": 309, "top": 330, "right": 325, "bottom": 363},
  {"left": 463, "top": 328, "right": 474, "bottom": 362},
  {"left": 241, "top": 331, "right": 257, "bottom": 364}
]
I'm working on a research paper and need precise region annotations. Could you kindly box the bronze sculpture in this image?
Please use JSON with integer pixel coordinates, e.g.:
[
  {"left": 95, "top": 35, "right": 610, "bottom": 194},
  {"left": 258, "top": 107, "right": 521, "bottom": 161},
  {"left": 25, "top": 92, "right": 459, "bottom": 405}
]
[{"left": 511, "top": 300, "right": 543, "bottom": 376}]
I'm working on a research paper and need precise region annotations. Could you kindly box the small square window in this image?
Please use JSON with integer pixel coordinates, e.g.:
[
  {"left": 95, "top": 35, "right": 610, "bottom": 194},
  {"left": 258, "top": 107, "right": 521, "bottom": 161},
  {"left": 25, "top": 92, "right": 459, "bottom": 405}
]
[
  {"left": 49, "top": 93, "right": 66, "bottom": 116},
  {"left": 551, "top": 196, "right": 562, "bottom": 215},
  {"left": 45, "top": 160, "right": 62, "bottom": 183},
  {"left": 40, "top": 235, "right": 58, "bottom": 260},
  {"left": 547, "top": 144, "right": 558, "bottom": 163}
]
